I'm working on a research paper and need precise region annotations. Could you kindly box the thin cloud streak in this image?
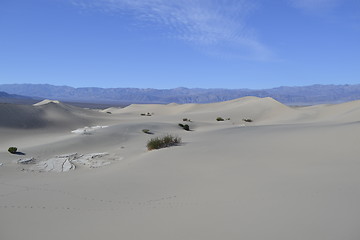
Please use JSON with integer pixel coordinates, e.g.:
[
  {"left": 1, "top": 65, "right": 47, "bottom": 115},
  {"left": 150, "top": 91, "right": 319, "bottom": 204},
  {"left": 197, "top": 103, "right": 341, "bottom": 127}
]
[
  {"left": 289, "top": 0, "right": 343, "bottom": 11},
  {"left": 72, "top": 0, "right": 272, "bottom": 60}
]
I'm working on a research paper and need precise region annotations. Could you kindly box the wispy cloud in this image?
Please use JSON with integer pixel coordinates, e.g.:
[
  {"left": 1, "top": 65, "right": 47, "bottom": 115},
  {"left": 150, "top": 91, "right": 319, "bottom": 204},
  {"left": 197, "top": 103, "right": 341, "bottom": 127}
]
[
  {"left": 72, "top": 0, "right": 272, "bottom": 60},
  {"left": 289, "top": 0, "right": 342, "bottom": 12}
]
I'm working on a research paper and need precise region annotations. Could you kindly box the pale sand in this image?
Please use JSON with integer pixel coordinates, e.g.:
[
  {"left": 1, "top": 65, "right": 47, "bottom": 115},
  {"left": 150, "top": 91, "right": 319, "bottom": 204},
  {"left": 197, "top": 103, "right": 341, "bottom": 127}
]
[{"left": 0, "top": 98, "right": 360, "bottom": 240}]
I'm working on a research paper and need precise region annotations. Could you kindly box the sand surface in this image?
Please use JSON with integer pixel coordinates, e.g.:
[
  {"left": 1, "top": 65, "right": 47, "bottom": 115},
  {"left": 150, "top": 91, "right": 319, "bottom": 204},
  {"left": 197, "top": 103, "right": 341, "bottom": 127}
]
[{"left": 1, "top": 97, "right": 360, "bottom": 240}]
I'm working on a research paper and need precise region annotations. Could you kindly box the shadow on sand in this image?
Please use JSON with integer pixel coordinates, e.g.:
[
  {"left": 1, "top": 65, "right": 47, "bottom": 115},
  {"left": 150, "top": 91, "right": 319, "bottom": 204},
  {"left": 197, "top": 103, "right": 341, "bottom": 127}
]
[{"left": 15, "top": 152, "right": 26, "bottom": 156}]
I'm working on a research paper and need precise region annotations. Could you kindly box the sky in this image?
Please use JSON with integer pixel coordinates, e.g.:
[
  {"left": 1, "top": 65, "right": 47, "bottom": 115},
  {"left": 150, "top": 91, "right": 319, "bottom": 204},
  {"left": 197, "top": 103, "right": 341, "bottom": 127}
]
[{"left": 0, "top": 0, "right": 359, "bottom": 89}]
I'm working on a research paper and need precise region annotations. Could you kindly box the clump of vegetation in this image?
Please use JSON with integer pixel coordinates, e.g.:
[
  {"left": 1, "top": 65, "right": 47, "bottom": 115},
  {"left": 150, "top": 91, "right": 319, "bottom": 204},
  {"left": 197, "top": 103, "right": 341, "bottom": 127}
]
[
  {"left": 141, "top": 112, "right": 153, "bottom": 116},
  {"left": 106, "top": 111, "right": 112, "bottom": 114},
  {"left": 182, "top": 118, "right": 191, "bottom": 122},
  {"left": 178, "top": 123, "right": 190, "bottom": 131},
  {"left": 142, "top": 129, "right": 152, "bottom": 134},
  {"left": 147, "top": 135, "right": 181, "bottom": 150},
  {"left": 216, "top": 117, "right": 231, "bottom": 121},
  {"left": 8, "top": 147, "right": 17, "bottom": 154},
  {"left": 243, "top": 118, "right": 253, "bottom": 122}
]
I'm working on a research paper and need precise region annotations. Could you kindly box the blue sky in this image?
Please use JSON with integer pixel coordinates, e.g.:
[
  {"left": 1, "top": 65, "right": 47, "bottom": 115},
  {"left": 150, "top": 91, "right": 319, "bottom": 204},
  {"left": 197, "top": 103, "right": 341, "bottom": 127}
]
[{"left": 1, "top": 0, "right": 359, "bottom": 89}]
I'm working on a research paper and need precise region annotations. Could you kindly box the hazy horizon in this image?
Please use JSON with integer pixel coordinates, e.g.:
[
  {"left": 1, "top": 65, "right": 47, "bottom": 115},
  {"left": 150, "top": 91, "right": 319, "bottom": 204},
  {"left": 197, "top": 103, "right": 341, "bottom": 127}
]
[{"left": 1, "top": 82, "right": 359, "bottom": 91}]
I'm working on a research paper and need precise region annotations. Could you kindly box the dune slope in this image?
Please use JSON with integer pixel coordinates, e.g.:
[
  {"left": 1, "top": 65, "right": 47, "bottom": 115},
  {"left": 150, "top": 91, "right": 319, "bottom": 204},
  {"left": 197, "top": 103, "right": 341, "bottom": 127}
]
[{"left": 0, "top": 100, "right": 109, "bottom": 130}]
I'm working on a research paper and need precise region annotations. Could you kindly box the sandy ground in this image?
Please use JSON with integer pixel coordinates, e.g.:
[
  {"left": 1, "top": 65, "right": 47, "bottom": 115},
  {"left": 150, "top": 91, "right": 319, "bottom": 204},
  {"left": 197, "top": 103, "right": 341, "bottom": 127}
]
[{"left": 1, "top": 97, "right": 360, "bottom": 240}]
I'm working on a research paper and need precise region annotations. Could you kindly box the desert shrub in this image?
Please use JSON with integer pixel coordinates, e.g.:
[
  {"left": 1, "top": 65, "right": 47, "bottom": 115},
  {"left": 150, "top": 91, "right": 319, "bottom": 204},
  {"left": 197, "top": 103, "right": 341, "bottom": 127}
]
[
  {"left": 142, "top": 129, "right": 151, "bottom": 134},
  {"left": 161, "top": 135, "right": 181, "bottom": 147},
  {"left": 106, "top": 111, "right": 112, "bottom": 114},
  {"left": 178, "top": 123, "right": 190, "bottom": 131},
  {"left": 147, "top": 137, "right": 165, "bottom": 150},
  {"left": 182, "top": 118, "right": 191, "bottom": 122},
  {"left": 8, "top": 147, "right": 17, "bottom": 154},
  {"left": 243, "top": 118, "right": 253, "bottom": 122},
  {"left": 216, "top": 117, "right": 224, "bottom": 121},
  {"left": 140, "top": 113, "right": 146, "bottom": 116},
  {"left": 147, "top": 135, "right": 181, "bottom": 150}
]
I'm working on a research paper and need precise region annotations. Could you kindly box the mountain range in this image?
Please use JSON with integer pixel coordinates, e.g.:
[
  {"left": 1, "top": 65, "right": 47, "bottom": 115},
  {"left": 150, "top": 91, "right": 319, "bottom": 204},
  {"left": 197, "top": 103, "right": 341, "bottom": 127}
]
[
  {"left": 0, "top": 90, "right": 36, "bottom": 104},
  {"left": 1, "top": 83, "right": 360, "bottom": 105}
]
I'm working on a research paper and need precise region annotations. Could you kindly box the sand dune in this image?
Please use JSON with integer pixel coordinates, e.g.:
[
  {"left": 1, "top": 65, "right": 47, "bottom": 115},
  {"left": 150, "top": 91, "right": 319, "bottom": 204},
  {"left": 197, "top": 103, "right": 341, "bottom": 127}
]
[
  {"left": 1, "top": 97, "right": 360, "bottom": 240},
  {"left": 114, "top": 96, "right": 297, "bottom": 123},
  {"left": 0, "top": 100, "right": 110, "bottom": 130}
]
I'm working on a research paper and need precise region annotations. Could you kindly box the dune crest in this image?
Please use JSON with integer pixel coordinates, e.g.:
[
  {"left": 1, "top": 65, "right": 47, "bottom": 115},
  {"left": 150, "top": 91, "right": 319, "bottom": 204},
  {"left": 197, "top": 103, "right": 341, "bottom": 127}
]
[{"left": 33, "top": 99, "right": 61, "bottom": 106}]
